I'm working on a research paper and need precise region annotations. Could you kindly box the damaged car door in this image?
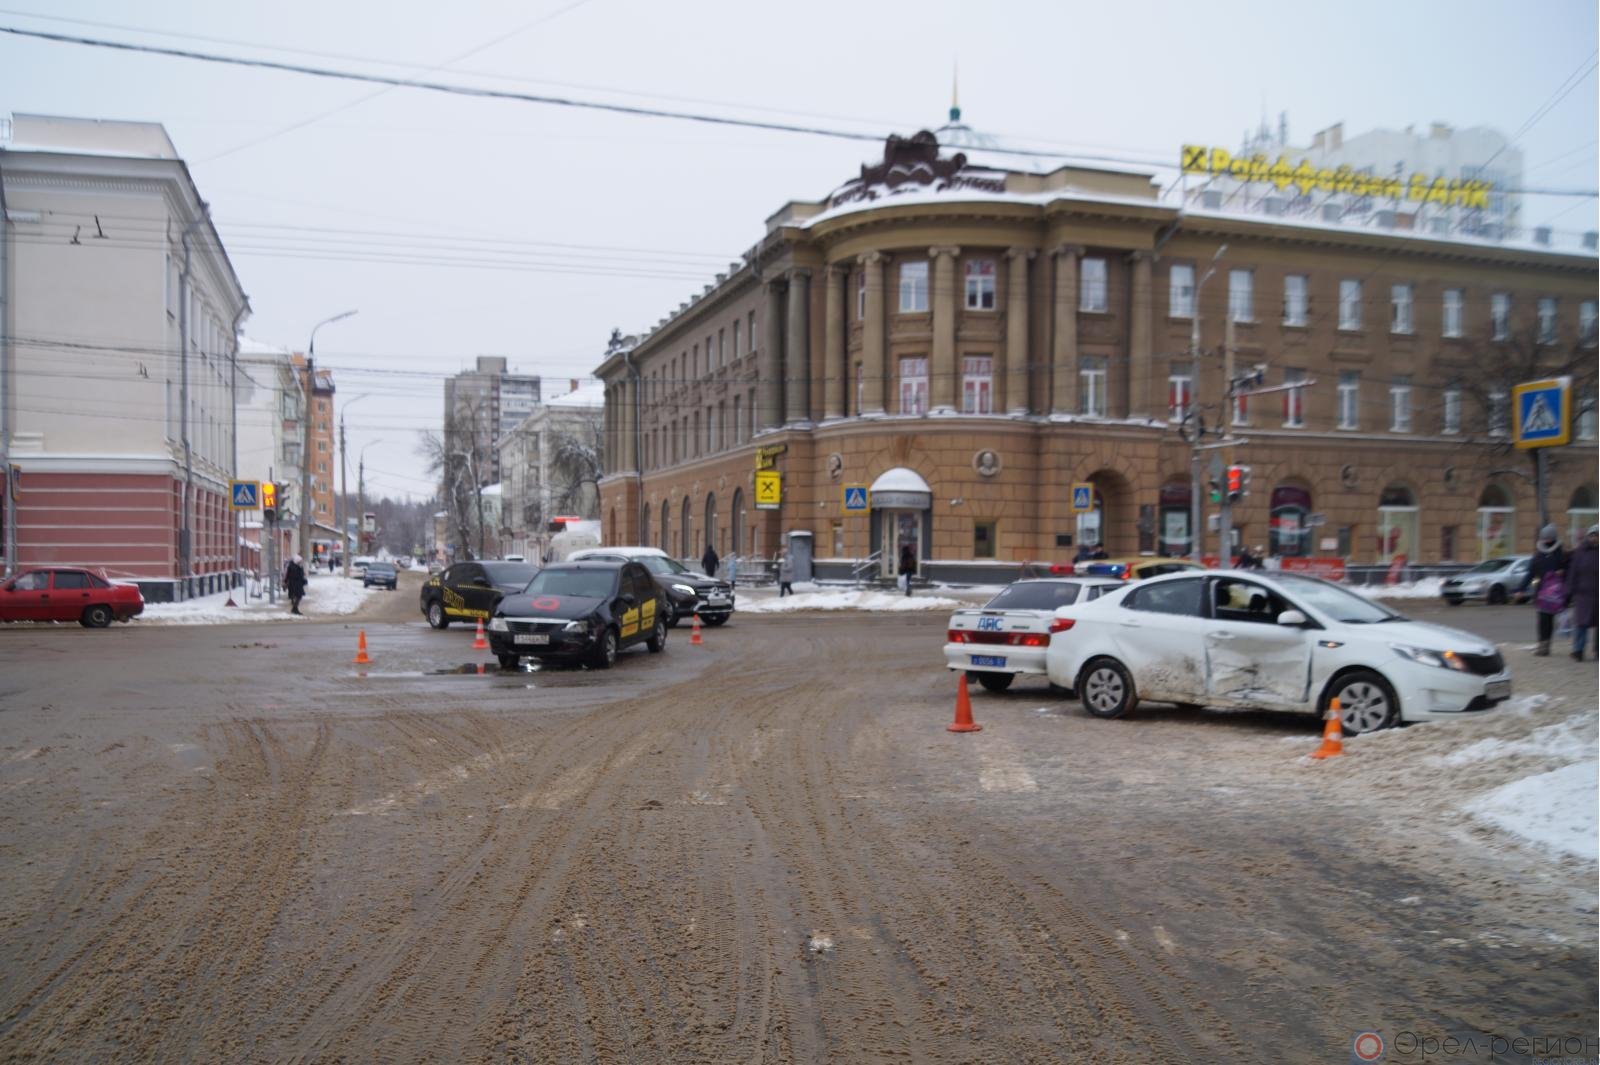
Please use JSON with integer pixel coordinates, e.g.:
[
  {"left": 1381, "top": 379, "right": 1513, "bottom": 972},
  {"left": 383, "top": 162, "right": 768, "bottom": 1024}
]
[{"left": 1202, "top": 576, "right": 1314, "bottom": 710}]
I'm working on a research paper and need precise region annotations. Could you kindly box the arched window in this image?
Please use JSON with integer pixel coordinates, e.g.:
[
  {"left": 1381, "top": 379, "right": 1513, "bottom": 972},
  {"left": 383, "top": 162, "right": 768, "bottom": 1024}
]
[
  {"left": 1569, "top": 485, "right": 1597, "bottom": 546},
  {"left": 1376, "top": 484, "right": 1418, "bottom": 563},
  {"left": 1269, "top": 484, "right": 1313, "bottom": 558},
  {"left": 681, "top": 497, "right": 692, "bottom": 558},
  {"left": 660, "top": 499, "right": 671, "bottom": 554},
  {"left": 1158, "top": 478, "right": 1192, "bottom": 558},
  {"left": 1477, "top": 483, "right": 1514, "bottom": 559},
  {"left": 704, "top": 493, "right": 718, "bottom": 556},
  {"left": 608, "top": 507, "right": 616, "bottom": 547},
  {"left": 730, "top": 489, "right": 745, "bottom": 556},
  {"left": 640, "top": 504, "right": 651, "bottom": 547}
]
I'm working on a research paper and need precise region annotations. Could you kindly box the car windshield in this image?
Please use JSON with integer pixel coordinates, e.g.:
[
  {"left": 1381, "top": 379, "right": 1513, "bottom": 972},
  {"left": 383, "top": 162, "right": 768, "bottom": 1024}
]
[
  {"left": 1467, "top": 559, "right": 1512, "bottom": 574},
  {"left": 1257, "top": 572, "right": 1402, "bottom": 624},
  {"left": 481, "top": 562, "right": 539, "bottom": 587},
  {"left": 521, "top": 568, "right": 616, "bottom": 599},
  {"left": 638, "top": 556, "right": 689, "bottom": 576},
  {"left": 368, "top": 564, "right": 394, "bottom": 573},
  {"left": 985, "top": 581, "right": 1087, "bottom": 610}
]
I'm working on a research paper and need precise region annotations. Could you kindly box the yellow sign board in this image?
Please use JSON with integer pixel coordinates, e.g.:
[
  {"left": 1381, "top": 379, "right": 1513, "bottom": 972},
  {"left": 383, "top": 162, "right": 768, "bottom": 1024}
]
[
  {"left": 1181, "top": 144, "right": 1493, "bottom": 210},
  {"left": 755, "top": 444, "right": 788, "bottom": 471},
  {"left": 754, "top": 469, "right": 782, "bottom": 510}
]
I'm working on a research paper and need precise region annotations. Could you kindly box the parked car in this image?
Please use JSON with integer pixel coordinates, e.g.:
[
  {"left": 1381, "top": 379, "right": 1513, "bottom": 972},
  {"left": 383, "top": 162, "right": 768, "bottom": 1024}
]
[
  {"left": 419, "top": 560, "right": 540, "bottom": 628},
  {"left": 0, "top": 567, "right": 144, "bottom": 627},
  {"left": 945, "top": 578, "right": 1124, "bottom": 691},
  {"left": 1044, "top": 569, "right": 1512, "bottom": 734},
  {"left": 567, "top": 546, "right": 733, "bottom": 626},
  {"left": 1072, "top": 557, "right": 1206, "bottom": 581},
  {"left": 1440, "top": 555, "right": 1531, "bottom": 606},
  {"left": 488, "top": 560, "right": 666, "bottom": 669},
  {"left": 362, "top": 561, "right": 398, "bottom": 590},
  {"left": 351, "top": 556, "right": 376, "bottom": 577}
]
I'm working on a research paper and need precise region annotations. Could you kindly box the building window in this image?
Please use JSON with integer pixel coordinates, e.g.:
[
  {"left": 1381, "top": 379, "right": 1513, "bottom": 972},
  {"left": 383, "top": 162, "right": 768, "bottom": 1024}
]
[
  {"left": 1079, "top": 257, "right": 1108, "bottom": 312},
  {"left": 732, "top": 394, "right": 742, "bottom": 443},
  {"left": 964, "top": 260, "right": 996, "bottom": 310},
  {"left": 1169, "top": 263, "right": 1195, "bottom": 318},
  {"left": 1338, "top": 279, "right": 1362, "bottom": 330},
  {"left": 1477, "top": 484, "right": 1515, "bottom": 559},
  {"left": 962, "top": 355, "right": 993, "bottom": 413},
  {"left": 854, "top": 362, "right": 863, "bottom": 416},
  {"left": 1232, "top": 387, "right": 1248, "bottom": 427},
  {"left": 732, "top": 320, "right": 740, "bottom": 359},
  {"left": 1488, "top": 389, "right": 1509, "bottom": 437},
  {"left": 899, "top": 357, "right": 928, "bottom": 414},
  {"left": 973, "top": 521, "right": 996, "bottom": 559},
  {"left": 1570, "top": 485, "right": 1598, "bottom": 547},
  {"left": 1581, "top": 300, "right": 1597, "bottom": 346},
  {"left": 1337, "top": 371, "right": 1360, "bottom": 429},
  {"left": 1389, "top": 376, "right": 1412, "bottom": 432},
  {"left": 899, "top": 261, "right": 929, "bottom": 313},
  {"left": 1079, "top": 356, "right": 1107, "bottom": 417},
  {"left": 1168, "top": 364, "right": 1193, "bottom": 423},
  {"left": 1442, "top": 288, "right": 1463, "bottom": 338},
  {"left": 1391, "top": 284, "right": 1414, "bottom": 334},
  {"left": 1491, "top": 293, "right": 1510, "bottom": 340},
  {"left": 1228, "top": 269, "right": 1253, "bottom": 322},
  {"left": 749, "top": 388, "right": 757, "bottom": 437},
  {"left": 1283, "top": 275, "right": 1308, "bottom": 327},
  {"left": 1537, "top": 297, "right": 1558, "bottom": 344},
  {"left": 1269, "top": 484, "right": 1313, "bottom": 558},
  {"left": 1283, "top": 368, "right": 1306, "bottom": 428},
  {"left": 718, "top": 328, "right": 725, "bottom": 367},
  {"left": 1578, "top": 385, "right": 1596, "bottom": 441},
  {"left": 1443, "top": 385, "right": 1461, "bottom": 434},
  {"left": 1377, "top": 484, "right": 1418, "bottom": 564},
  {"left": 857, "top": 269, "right": 866, "bottom": 320}
]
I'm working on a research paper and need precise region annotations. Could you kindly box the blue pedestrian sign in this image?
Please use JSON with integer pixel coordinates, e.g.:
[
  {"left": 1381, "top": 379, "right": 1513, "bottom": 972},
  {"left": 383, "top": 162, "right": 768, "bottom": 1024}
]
[
  {"left": 1512, "top": 377, "right": 1571, "bottom": 449},
  {"left": 1070, "top": 482, "right": 1094, "bottom": 513},
  {"left": 229, "top": 480, "right": 260, "bottom": 510},
  {"left": 842, "top": 484, "right": 869, "bottom": 512}
]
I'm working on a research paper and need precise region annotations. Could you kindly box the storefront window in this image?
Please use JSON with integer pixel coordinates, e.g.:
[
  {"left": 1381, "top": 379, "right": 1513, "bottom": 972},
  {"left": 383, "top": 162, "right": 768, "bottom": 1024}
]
[
  {"left": 1077, "top": 489, "right": 1104, "bottom": 548},
  {"left": 1269, "top": 485, "right": 1313, "bottom": 558},
  {"left": 1377, "top": 484, "right": 1418, "bottom": 564},
  {"left": 1476, "top": 484, "right": 1514, "bottom": 559},
  {"left": 1158, "top": 480, "right": 1192, "bottom": 557},
  {"left": 1569, "top": 485, "right": 1597, "bottom": 547}
]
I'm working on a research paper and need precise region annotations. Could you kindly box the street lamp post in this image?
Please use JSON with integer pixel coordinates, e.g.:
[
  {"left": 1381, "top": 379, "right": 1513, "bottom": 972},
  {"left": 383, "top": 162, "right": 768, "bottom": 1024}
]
[
  {"left": 358, "top": 439, "right": 383, "bottom": 559},
  {"left": 1185, "top": 245, "right": 1228, "bottom": 563},
  {"left": 301, "top": 310, "right": 357, "bottom": 571},
  {"left": 339, "top": 393, "right": 371, "bottom": 577}
]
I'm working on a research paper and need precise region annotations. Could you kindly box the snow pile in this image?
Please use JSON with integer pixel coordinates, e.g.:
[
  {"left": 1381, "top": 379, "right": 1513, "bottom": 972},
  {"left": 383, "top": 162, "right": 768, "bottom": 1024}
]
[
  {"left": 1354, "top": 577, "right": 1446, "bottom": 600},
  {"left": 1465, "top": 762, "right": 1599, "bottom": 862},
  {"left": 1435, "top": 712, "right": 1592, "bottom": 767},
  {"left": 740, "top": 588, "right": 961, "bottom": 614},
  {"left": 139, "top": 572, "right": 376, "bottom": 625}
]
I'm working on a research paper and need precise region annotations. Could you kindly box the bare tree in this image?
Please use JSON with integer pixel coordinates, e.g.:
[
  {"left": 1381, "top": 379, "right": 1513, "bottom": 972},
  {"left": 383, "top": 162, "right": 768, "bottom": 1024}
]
[
  {"left": 417, "top": 393, "right": 495, "bottom": 560},
  {"left": 549, "top": 419, "right": 605, "bottom": 518}
]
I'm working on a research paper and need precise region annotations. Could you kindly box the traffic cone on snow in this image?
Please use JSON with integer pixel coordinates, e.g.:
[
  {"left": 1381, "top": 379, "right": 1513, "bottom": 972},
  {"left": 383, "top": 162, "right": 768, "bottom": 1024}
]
[
  {"left": 690, "top": 611, "right": 704, "bottom": 646},
  {"left": 224, "top": 591, "right": 238, "bottom": 607},
  {"left": 472, "top": 618, "right": 489, "bottom": 651},
  {"left": 352, "top": 629, "right": 372, "bottom": 665},
  {"left": 1310, "top": 696, "right": 1344, "bottom": 759},
  {"left": 947, "top": 673, "right": 982, "bottom": 733}
]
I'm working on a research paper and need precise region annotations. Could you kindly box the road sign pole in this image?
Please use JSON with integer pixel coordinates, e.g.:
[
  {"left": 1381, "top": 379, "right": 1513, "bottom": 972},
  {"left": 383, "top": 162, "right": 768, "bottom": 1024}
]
[{"left": 1536, "top": 447, "right": 1549, "bottom": 527}]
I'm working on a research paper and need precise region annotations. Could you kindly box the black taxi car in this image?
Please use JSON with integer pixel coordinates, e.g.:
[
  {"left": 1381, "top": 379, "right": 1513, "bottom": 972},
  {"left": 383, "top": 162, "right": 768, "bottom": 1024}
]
[
  {"left": 488, "top": 560, "right": 666, "bottom": 669},
  {"left": 420, "top": 560, "right": 540, "bottom": 629}
]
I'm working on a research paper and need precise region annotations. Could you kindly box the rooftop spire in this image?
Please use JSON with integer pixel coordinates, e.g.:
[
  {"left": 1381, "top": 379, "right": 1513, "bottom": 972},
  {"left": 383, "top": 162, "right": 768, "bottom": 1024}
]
[{"left": 950, "top": 62, "right": 960, "bottom": 123}]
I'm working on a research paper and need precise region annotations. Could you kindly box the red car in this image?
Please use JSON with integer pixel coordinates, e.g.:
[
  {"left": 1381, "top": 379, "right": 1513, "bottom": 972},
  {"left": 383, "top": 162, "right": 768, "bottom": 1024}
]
[{"left": 0, "top": 568, "right": 144, "bottom": 627}]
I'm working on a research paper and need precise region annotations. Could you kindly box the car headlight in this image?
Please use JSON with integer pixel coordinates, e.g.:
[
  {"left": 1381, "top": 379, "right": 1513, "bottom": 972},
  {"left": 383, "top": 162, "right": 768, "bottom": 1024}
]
[
  {"left": 1391, "top": 644, "right": 1469, "bottom": 671},
  {"left": 670, "top": 583, "right": 697, "bottom": 596},
  {"left": 489, "top": 617, "right": 509, "bottom": 632},
  {"left": 562, "top": 619, "right": 589, "bottom": 633}
]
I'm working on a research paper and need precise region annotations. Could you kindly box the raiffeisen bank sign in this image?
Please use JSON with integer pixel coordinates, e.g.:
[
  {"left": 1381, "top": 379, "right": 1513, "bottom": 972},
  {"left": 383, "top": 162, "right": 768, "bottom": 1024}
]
[{"left": 1181, "top": 145, "right": 1494, "bottom": 210}]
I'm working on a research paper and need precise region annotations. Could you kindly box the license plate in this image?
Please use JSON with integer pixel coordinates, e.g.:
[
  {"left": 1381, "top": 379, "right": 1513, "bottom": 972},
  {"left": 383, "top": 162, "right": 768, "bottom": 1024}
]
[
  {"left": 1485, "top": 679, "right": 1511, "bottom": 700},
  {"left": 706, "top": 596, "right": 729, "bottom": 605},
  {"left": 514, "top": 633, "right": 549, "bottom": 645},
  {"left": 970, "top": 655, "right": 1007, "bottom": 667}
]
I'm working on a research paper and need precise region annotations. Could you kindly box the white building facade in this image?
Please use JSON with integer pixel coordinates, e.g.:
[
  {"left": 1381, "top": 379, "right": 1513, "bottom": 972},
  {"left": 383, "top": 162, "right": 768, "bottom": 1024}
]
[{"left": 499, "top": 380, "right": 604, "bottom": 560}]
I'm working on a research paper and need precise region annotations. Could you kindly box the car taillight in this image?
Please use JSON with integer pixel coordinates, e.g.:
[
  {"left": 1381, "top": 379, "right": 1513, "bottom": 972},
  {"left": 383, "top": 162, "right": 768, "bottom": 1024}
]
[
  {"left": 948, "top": 629, "right": 969, "bottom": 643},
  {"left": 1008, "top": 633, "right": 1048, "bottom": 647},
  {"left": 1049, "top": 618, "right": 1076, "bottom": 633}
]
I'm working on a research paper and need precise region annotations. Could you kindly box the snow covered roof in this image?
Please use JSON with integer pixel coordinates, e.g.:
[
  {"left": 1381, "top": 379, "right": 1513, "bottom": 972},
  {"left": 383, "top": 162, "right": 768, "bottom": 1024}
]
[
  {"left": 547, "top": 381, "right": 606, "bottom": 409},
  {"left": 480, "top": 482, "right": 503, "bottom": 497},
  {"left": 870, "top": 467, "right": 932, "bottom": 494},
  {"left": 238, "top": 336, "right": 291, "bottom": 356}
]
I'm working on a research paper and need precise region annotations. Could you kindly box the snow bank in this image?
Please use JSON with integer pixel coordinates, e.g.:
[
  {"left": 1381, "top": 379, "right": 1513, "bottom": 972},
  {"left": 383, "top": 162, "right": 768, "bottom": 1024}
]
[
  {"left": 139, "top": 572, "right": 376, "bottom": 625},
  {"left": 1436, "top": 713, "right": 1593, "bottom": 767},
  {"left": 1465, "top": 761, "right": 1600, "bottom": 862},
  {"left": 740, "top": 588, "right": 961, "bottom": 614}
]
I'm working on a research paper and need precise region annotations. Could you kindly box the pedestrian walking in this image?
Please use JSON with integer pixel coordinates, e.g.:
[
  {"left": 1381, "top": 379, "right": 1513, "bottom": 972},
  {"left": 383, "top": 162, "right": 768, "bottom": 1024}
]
[
  {"left": 327, "top": 554, "right": 336, "bottom": 574},
  {"left": 1519, "top": 523, "right": 1568, "bottom": 656},
  {"left": 725, "top": 554, "right": 738, "bottom": 589},
  {"left": 1564, "top": 524, "right": 1598, "bottom": 661},
  {"left": 1237, "top": 545, "right": 1265, "bottom": 570},
  {"left": 898, "top": 542, "right": 917, "bottom": 597},
  {"left": 1073, "top": 542, "right": 1096, "bottom": 564},
  {"left": 701, "top": 543, "right": 720, "bottom": 579},
  {"left": 777, "top": 549, "right": 795, "bottom": 598},
  {"left": 285, "top": 555, "right": 308, "bottom": 616}
]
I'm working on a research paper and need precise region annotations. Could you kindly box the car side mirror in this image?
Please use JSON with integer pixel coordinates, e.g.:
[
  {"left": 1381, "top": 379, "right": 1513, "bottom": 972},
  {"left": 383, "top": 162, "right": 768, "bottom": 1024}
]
[
  {"left": 472, "top": 577, "right": 489, "bottom": 587},
  {"left": 1276, "top": 609, "right": 1308, "bottom": 626}
]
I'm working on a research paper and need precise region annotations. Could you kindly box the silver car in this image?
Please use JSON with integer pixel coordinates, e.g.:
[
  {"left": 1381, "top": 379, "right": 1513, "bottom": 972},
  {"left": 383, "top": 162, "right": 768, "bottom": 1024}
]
[{"left": 1440, "top": 555, "right": 1531, "bottom": 606}]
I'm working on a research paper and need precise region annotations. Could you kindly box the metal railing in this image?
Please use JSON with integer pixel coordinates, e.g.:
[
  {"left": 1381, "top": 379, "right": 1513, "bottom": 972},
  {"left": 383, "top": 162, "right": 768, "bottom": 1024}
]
[{"left": 850, "top": 551, "right": 883, "bottom": 584}]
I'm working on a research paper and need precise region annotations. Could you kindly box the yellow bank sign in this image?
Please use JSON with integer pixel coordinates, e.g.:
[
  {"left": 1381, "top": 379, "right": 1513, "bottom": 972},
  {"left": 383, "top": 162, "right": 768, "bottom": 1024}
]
[{"left": 1181, "top": 145, "right": 1493, "bottom": 210}]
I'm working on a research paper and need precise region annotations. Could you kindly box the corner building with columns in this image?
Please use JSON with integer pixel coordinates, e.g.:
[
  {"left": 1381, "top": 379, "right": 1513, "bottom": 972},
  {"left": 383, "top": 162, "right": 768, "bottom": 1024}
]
[{"left": 595, "top": 131, "right": 1598, "bottom": 579}]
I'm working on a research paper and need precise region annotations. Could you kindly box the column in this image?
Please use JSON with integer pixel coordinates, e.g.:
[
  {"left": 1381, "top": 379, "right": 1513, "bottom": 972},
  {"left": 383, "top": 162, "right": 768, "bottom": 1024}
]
[
  {"left": 929, "top": 245, "right": 960, "bottom": 414},
  {"left": 1004, "top": 247, "right": 1033, "bottom": 415},
  {"left": 1127, "top": 251, "right": 1153, "bottom": 419},
  {"left": 604, "top": 386, "right": 615, "bottom": 474},
  {"left": 784, "top": 268, "right": 812, "bottom": 425},
  {"left": 859, "top": 251, "right": 886, "bottom": 415},
  {"left": 1051, "top": 245, "right": 1082, "bottom": 415},
  {"left": 760, "top": 280, "right": 784, "bottom": 431},
  {"left": 823, "top": 264, "right": 847, "bottom": 420},
  {"left": 622, "top": 377, "right": 637, "bottom": 470}
]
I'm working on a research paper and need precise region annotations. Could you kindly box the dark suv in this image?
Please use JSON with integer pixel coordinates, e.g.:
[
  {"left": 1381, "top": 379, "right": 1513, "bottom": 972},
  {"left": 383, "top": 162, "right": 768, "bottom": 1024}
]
[
  {"left": 568, "top": 547, "right": 733, "bottom": 626},
  {"left": 419, "top": 560, "right": 540, "bottom": 628}
]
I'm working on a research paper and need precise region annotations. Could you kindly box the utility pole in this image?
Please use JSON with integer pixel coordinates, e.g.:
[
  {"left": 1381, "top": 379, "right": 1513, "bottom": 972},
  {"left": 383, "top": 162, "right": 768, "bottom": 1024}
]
[
  {"left": 339, "top": 415, "right": 349, "bottom": 575},
  {"left": 1218, "top": 316, "right": 1236, "bottom": 563},
  {"left": 299, "top": 355, "right": 313, "bottom": 567}
]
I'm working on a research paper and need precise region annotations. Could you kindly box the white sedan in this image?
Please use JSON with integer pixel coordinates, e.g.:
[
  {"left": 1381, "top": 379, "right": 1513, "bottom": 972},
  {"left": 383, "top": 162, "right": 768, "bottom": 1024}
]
[
  {"left": 945, "top": 578, "right": 1123, "bottom": 692},
  {"left": 1044, "top": 569, "right": 1513, "bottom": 734}
]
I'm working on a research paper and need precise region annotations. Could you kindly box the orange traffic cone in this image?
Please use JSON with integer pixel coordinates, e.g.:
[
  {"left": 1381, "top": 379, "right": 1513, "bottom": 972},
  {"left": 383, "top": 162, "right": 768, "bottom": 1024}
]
[
  {"left": 472, "top": 618, "right": 489, "bottom": 650},
  {"left": 1310, "top": 696, "right": 1344, "bottom": 759},
  {"left": 690, "top": 611, "right": 704, "bottom": 646},
  {"left": 947, "top": 673, "right": 982, "bottom": 733},
  {"left": 352, "top": 629, "right": 372, "bottom": 665}
]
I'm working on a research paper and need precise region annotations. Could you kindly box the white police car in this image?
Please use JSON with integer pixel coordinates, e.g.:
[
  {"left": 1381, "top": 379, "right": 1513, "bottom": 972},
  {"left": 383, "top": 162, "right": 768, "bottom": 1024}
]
[{"left": 944, "top": 578, "right": 1124, "bottom": 692}]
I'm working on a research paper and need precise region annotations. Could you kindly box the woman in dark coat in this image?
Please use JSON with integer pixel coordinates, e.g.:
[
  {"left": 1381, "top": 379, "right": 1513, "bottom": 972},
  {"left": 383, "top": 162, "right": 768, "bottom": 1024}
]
[
  {"left": 1521, "top": 523, "right": 1568, "bottom": 656},
  {"left": 1565, "top": 525, "right": 1598, "bottom": 661},
  {"left": 701, "top": 543, "right": 719, "bottom": 579},
  {"left": 285, "top": 555, "right": 308, "bottom": 616},
  {"left": 898, "top": 542, "right": 917, "bottom": 597}
]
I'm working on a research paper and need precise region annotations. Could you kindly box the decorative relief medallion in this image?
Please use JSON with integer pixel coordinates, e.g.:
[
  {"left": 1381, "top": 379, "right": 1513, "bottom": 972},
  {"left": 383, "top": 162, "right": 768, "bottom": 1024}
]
[
  {"left": 973, "top": 450, "right": 1002, "bottom": 477},
  {"left": 827, "top": 453, "right": 844, "bottom": 480}
]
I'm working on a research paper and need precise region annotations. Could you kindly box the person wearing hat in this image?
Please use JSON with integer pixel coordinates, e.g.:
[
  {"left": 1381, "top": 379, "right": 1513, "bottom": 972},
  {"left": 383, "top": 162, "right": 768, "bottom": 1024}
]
[
  {"left": 1564, "top": 524, "right": 1599, "bottom": 661},
  {"left": 1520, "top": 523, "right": 1568, "bottom": 656}
]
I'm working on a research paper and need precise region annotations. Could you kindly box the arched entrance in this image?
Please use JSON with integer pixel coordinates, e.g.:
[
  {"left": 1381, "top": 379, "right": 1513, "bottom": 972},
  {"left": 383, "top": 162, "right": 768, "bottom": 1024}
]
[
  {"left": 704, "top": 493, "right": 718, "bottom": 556},
  {"left": 870, "top": 467, "right": 932, "bottom": 578},
  {"left": 660, "top": 499, "right": 671, "bottom": 554},
  {"left": 731, "top": 488, "right": 745, "bottom": 556},
  {"left": 680, "top": 497, "right": 692, "bottom": 558},
  {"left": 1269, "top": 483, "right": 1313, "bottom": 558},
  {"left": 1476, "top": 484, "right": 1514, "bottom": 559},
  {"left": 1570, "top": 485, "right": 1597, "bottom": 545},
  {"left": 1158, "top": 478, "right": 1192, "bottom": 558},
  {"left": 1080, "top": 469, "right": 1134, "bottom": 556},
  {"left": 1377, "top": 483, "right": 1418, "bottom": 563}
]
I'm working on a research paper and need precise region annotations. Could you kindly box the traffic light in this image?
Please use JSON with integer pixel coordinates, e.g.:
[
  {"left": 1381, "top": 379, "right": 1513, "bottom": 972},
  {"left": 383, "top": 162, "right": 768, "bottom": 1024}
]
[
  {"left": 1226, "top": 465, "right": 1252, "bottom": 503},
  {"left": 261, "top": 480, "right": 278, "bottom": 523}
]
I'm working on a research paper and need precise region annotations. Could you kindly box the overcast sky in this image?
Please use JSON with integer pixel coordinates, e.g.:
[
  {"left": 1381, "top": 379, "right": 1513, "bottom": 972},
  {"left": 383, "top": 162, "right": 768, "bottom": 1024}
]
[{"left": 2, "top": 0, "right": 1596, "bottom": 501}]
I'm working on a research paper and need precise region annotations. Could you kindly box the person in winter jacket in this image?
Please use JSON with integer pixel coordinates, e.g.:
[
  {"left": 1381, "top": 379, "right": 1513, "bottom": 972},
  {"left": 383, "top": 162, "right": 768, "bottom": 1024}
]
[
  {"left": 701, "top": 543, "right": 719, "bottom": 579},
  {"left": 777, "top": 550, "right": 795, "bottom": 598},
  {"left": 1564, "top": 524, "right": 1598, "bottom": 661},
  {"left": 898, "top": 542, "right": 918, "bottom": 597},
  {"left": 285, "top": 555, "right": 308, "bottom": 616},
  {"left": 1519, "top": 523, "right": 1568, "bottom": 656}
]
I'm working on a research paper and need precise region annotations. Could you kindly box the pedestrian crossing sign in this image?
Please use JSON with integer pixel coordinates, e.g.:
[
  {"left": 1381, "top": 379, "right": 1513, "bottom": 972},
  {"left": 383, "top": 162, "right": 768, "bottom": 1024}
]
[
  {"left": 230, "top": 480, "right": 260, "bottom": 510},
  {"left": 1512, "top": 377, "right": 1571, "bottom": 449},
  {"left": 1070, "top": 482, "right": 1094, "bottom": 513},
  {"left": 842, "top": 484, "right": 869, "bottom": 512}
]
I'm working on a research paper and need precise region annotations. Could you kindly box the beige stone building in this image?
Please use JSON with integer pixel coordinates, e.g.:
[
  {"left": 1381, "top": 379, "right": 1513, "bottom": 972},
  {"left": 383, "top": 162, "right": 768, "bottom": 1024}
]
[{"left": 595, "top": 131, "right": 1597, "bottom": 579}]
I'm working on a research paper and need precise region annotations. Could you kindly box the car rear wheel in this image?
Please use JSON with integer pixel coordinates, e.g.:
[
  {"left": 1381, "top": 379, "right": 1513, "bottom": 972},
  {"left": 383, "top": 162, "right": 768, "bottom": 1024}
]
[
  {"left": 1079, "top": 658, "right": 1137, "bottom": 719},
  {"left": 427, "top": 601, "right": 449, "bottom": 629},
  {"left": 976, "top": 672, "right": 1014, "bottom": 693},
  {"left": 81, "top": 604, "right": 113, "bottom": 628},
  {"left": 590, "top": 628, "right": 619, "bottom": 669},
  {"left": 497, "top": 653, "right": 520, "bottom": 670},
  {"left": 1487, "top": 585, "right": 1507, "bottom": 605},
  {"left": 646, "top": 618, "right": 667, "bottom": 653},
  {"left": 663, "top": 600, "right": 680, "bottom": 628},
  {"left": 1325, "top": 670, "right": 1399, "bottom": 734}
]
